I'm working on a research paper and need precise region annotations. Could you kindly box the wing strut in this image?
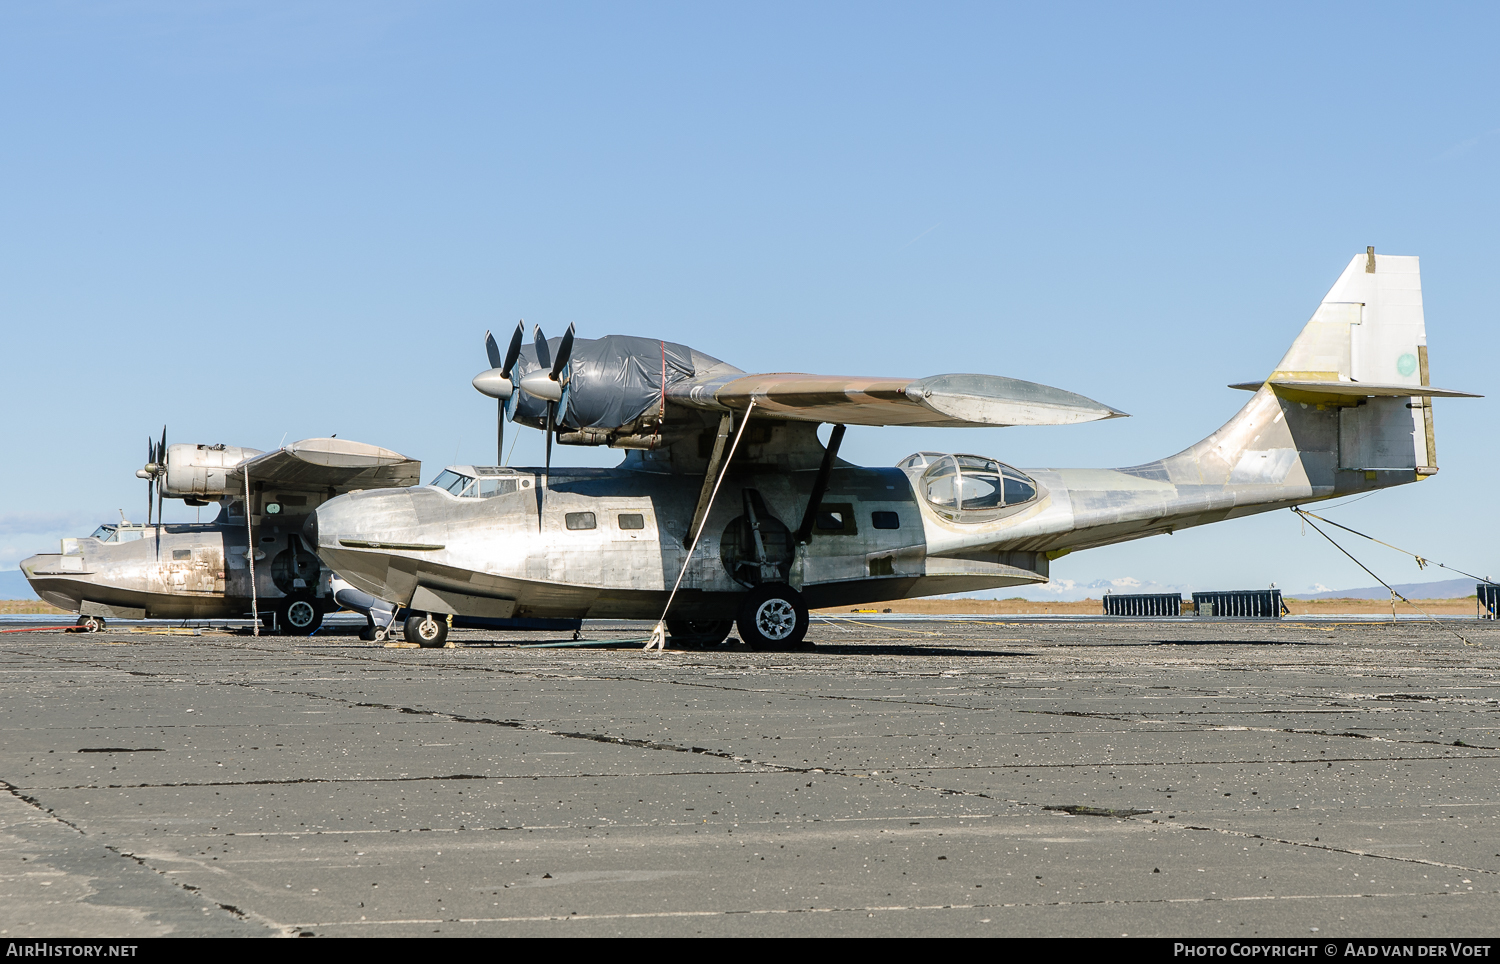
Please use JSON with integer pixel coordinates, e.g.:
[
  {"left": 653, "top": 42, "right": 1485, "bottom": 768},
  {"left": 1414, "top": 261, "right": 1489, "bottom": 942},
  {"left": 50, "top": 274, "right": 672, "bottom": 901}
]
[
  {"left": 795, "top": 424, "right": 846, "bottom": 545},
  {"left": 244, "top": 468, "right": 260, "bottom": 637},
  {"left": 685, "top": 412, "right": 735, "bottom": 548}
]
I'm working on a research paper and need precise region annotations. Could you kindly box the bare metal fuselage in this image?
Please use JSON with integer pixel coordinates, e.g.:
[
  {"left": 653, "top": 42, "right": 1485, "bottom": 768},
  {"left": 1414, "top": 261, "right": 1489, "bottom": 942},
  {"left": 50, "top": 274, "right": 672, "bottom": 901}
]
[
  {"left": 314, "top": 461, "right": 1054, "bottom": 621},
  {"left": 21, "top": 521, "right": 323, "bottom": 620},
  {"left": 315, "top": 378, "right": 1418, "bottom": 624}
]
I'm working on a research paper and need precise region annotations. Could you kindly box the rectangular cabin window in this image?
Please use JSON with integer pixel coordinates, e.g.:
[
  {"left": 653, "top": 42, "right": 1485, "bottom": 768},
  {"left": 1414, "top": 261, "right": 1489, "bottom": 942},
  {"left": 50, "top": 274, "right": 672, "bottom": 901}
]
[
  {"left": 172, "top": 549, "right": 192, "bottom": 561},
  {"left": 565, "top": 512, "right": 597, "bottom": 531},
  {"left": 871, "top": 511, "right": 900, "bottom": 530},
  {"left": 813, "top": 502, "right": 858, "bottom": 535},
  {"left": 617, "top": 513, "right": 646, "bottom": 530}
]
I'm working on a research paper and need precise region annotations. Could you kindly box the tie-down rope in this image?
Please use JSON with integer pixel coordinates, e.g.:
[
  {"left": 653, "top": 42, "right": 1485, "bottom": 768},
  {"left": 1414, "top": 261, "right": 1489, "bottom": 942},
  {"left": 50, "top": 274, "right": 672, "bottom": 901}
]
[
  {"left": 645, "top": 400, "right": 756, "bottom": 652},
  {"left": 1291, "top": 507, "right": 1480, "bottom": 648}
]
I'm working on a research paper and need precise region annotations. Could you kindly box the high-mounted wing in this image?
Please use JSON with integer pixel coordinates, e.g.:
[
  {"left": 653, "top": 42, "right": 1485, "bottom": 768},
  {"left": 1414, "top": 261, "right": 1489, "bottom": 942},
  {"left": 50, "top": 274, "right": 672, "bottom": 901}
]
[
  {"left": 226, "top": 438, "right": 421, "bottom": 493},
  {"left": 669, "top": 371, "right": 1125, "bottom": 427}
]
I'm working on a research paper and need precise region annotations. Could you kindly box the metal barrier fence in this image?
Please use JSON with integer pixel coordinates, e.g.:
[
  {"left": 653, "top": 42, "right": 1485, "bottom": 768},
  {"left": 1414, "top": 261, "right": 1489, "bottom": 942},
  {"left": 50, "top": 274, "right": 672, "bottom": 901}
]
[
  {"left": 1192, "top": 589, "right": 1285, "bottom": 618},
  {"left": 1102, "top": 593, "right": 1183, "bottom": 616},
  {"left": 1480, "top": 584, "right": 1500, "bottom": 620}
]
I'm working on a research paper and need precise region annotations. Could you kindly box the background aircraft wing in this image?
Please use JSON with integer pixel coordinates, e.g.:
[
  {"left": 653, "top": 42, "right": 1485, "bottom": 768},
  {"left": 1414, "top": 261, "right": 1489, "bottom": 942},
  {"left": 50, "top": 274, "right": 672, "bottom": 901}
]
[
  {"left": 668, "top": 372, "right": 1126, "bottom": 427},
  {"left": 226, "top": 438, "right": 421, "bottom": 493}
]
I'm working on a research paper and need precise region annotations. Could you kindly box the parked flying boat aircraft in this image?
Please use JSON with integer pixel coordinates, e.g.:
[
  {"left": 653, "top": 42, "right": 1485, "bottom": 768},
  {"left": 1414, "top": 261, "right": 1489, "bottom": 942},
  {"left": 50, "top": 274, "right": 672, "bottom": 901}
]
[
  {"left": 309, "top": 250, "right": 1478, "bottom": 650},
  {"left": 21, "top": 437, "right": 422, "bottom": 636}
]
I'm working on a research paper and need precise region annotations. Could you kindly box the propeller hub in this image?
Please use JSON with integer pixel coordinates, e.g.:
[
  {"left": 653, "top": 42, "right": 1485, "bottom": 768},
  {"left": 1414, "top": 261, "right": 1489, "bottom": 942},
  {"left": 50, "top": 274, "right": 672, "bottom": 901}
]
[
  {"left": 519, "top": 370, "right": 563, "bottom": 401},
  {"left": 472, "top": 369, "right": 514, "bottom": 399}
]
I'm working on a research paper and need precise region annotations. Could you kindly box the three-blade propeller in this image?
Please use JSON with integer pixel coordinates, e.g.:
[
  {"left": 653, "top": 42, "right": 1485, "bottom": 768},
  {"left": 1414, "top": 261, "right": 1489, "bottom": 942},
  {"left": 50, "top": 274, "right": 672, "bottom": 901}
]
[
  {"left": 474, "top": 323, "right": 525, "bottom": 464},
  {"left": 472, "top": 322, "right": 576, "bottom": 526},
  {"left": 134, "top": 426, "right": 167, "bottom": 555},
  {"left": 135, "top": 426, "right": 167, "bottom": 526}
]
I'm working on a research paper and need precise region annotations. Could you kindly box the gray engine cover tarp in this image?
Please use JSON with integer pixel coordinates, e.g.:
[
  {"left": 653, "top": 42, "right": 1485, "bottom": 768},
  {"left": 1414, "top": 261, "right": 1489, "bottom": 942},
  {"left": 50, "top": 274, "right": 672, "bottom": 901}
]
[{"left": 511, "top": 335, "right": 696, "bottom": 429}]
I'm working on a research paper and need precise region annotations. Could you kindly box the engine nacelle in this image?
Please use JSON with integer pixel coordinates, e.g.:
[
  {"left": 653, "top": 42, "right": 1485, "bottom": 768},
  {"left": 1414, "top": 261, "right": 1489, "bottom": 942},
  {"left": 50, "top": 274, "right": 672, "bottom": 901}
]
[{"left": 162, "top": 443, "right": 262, "bottom": 499}]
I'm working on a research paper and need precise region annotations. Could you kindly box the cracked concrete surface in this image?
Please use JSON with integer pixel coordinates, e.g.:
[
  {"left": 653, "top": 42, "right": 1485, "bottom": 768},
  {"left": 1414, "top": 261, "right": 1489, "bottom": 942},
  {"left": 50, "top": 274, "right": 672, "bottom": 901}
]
[{"left": 0, "top": 619, "right": 1496, "bottom": 937}]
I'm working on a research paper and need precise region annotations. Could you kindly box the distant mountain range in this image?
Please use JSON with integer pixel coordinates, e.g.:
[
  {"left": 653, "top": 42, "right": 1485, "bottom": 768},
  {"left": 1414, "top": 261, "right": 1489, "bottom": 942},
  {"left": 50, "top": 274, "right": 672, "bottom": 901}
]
[{"left": 1287, "top": 577, "right": 1481, "bottom": 600}]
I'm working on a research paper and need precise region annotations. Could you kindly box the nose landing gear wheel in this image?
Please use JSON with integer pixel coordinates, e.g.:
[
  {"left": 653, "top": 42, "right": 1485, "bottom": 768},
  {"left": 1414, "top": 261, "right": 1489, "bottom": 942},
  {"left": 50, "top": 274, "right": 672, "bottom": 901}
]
[
  {"left": 76, "top": 616, "right": 105, "bottom": 633},
  {"left": 736, "top": 583, "right": 810, "bottom": 651},
  {"left": 276, "top": 598, "right": 324, "bottom": 636},
  {"left": 404, "top": 612, "right": 449, "bottom": 648}
]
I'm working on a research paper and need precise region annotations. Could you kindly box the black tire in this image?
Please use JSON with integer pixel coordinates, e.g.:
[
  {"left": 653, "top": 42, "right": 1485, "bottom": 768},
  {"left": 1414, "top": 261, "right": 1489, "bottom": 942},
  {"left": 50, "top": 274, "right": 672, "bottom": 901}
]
[
  {"left": 735, "top": 583, "right": 810, "bottom": 651},
  {"left": 666, "top": 618, "right": 734, "bottom": 649},
  {"left": 277, "top": 597, "right": 323, "bottom": 636},
  {"left": 76, "top": 616, "right": 105, "bottom": 633},
  {"left": 404, "top": 612, "right": 449, "bottom": 648}
]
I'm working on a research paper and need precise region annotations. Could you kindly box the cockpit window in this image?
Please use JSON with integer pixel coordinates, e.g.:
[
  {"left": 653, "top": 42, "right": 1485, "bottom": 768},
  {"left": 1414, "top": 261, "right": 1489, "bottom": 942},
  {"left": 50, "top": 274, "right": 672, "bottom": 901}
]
[
  {"left": 914, "top": 454, "right": 1039, "bottom": 519},
  {"left": 476, "top": 478, "right": 518, "bottom": 498},
  {"left": 89, "top": 525, "right": 147, "bottom": 543},
  {"left": 431, "top": 469, "right": 520, "bottom": 499},
  {"left": 431, "top": 470, "right": 473, "bottom": 495}
]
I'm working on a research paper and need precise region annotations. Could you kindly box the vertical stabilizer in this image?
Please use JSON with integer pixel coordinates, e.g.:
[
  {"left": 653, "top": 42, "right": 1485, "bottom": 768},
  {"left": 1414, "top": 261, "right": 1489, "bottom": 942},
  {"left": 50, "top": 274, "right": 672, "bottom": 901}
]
[{"left": 1271, "top": 249, "right": 1429, "bottom": 393}]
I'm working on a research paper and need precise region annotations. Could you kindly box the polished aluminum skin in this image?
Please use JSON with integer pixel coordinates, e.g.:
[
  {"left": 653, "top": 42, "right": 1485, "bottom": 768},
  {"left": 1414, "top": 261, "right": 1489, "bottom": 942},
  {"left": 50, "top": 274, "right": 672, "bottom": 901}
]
[
  {"left": 21, "top": 438, "right": 420, "bottom": 629},
  {"left": 314, "top": 252, "right": 1473, "bottom": 626}
]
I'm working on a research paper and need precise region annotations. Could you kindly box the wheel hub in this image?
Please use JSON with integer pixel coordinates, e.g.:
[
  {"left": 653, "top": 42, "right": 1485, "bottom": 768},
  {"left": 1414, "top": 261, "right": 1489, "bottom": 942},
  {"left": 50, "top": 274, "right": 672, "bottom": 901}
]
[
  {"left": 754, "top": 598, "right": 797, "bottom": 640},
  {"left": 287, "top": 601, "right": 316, "bottom": 628}
]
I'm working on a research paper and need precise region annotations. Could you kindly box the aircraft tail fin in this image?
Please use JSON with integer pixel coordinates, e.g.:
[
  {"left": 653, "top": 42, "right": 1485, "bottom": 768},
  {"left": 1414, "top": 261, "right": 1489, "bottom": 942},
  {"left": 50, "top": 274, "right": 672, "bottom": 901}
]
[{"left": 1159, "top": 250, "right": 1476, "bottom": 494}]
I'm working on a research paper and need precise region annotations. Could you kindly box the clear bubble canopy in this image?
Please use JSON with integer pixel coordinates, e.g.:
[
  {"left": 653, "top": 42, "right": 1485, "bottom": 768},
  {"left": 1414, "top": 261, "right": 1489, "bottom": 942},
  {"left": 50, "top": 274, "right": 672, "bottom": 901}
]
[{"left": 897, "top": 452, "right": 1038, "bottom": 518}]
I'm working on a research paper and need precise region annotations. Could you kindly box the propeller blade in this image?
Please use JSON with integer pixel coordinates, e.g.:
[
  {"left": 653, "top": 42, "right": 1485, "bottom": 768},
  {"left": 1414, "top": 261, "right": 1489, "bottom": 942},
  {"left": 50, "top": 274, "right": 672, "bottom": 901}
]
[
  {"left": 533, "top": 324, "right": 552, "bottom": 373},
  {"left": 497, "top": 399, "right": 505, "bottom": 465},
  {"left": 538, "top": 403, "right": 556, "bottom": 531},
  {"left": 156, "top": 425, "right": 166, "bottom": 535},
  {"left": 550, "top": 323, "right": 575, "bottom": 381},
  {"left": 485, "top": 330, "right": 502, "bottom": 370},
  {"left": 502, "top": 321, "right": 524, "bottom": 377}
]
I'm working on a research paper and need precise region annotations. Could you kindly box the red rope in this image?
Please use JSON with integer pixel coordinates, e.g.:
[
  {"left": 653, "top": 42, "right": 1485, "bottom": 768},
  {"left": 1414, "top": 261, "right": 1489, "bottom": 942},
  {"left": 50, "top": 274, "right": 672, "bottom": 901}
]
[{"left": 657, "top": 340, "right": 666, "bottom": 443}]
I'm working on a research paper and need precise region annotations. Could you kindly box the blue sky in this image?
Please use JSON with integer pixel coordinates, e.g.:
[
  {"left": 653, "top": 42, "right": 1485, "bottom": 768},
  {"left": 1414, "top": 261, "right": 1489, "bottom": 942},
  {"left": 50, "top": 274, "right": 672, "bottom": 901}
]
[{"left": 2, "top": 2, "right": 1496, "bottom": 597}]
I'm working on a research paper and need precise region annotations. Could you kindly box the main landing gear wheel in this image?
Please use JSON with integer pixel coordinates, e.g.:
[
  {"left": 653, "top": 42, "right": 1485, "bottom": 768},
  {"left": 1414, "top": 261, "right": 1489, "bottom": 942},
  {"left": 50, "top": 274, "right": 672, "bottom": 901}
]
[
  {"left": 404, "top": 612, "right": 449, "bottom": 648},
  {"left": 665, "top": 618, "right": 734, "bottom": 649},
  {"left": 76, "top": 616, "right": 105, "bottom": 633},
  {"left": 736, "top": 583, "right": 810, "bottom": 651},
  {"left": 276, "top": 598, "right": 323, "bottom": 636}
]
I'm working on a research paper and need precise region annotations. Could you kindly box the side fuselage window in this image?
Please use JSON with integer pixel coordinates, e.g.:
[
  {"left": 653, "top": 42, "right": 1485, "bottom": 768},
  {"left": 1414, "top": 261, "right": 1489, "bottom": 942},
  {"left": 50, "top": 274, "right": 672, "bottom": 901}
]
[{"left": 565, "top": 512, "right": 597, "bottom": 531}]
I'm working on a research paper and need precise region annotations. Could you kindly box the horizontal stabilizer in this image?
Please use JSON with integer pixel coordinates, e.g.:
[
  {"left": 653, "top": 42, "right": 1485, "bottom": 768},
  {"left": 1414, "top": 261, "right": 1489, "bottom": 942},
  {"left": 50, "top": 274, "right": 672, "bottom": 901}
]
[
  {"left": 670, "top": 372, "right": 1125, "bottom": 428},
  {"left": 227, "top": 438, "right": 421, "bottom": 493},
  {"left": 1229, "top": 379, "right": 1480, "bottom": 399}
]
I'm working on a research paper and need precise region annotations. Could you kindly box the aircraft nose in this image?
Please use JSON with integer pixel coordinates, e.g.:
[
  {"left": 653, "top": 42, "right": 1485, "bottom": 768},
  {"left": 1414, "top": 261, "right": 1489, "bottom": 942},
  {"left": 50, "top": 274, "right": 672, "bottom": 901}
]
[{"left": 309, "top": 489, "right": 421, "bottom": 554}]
